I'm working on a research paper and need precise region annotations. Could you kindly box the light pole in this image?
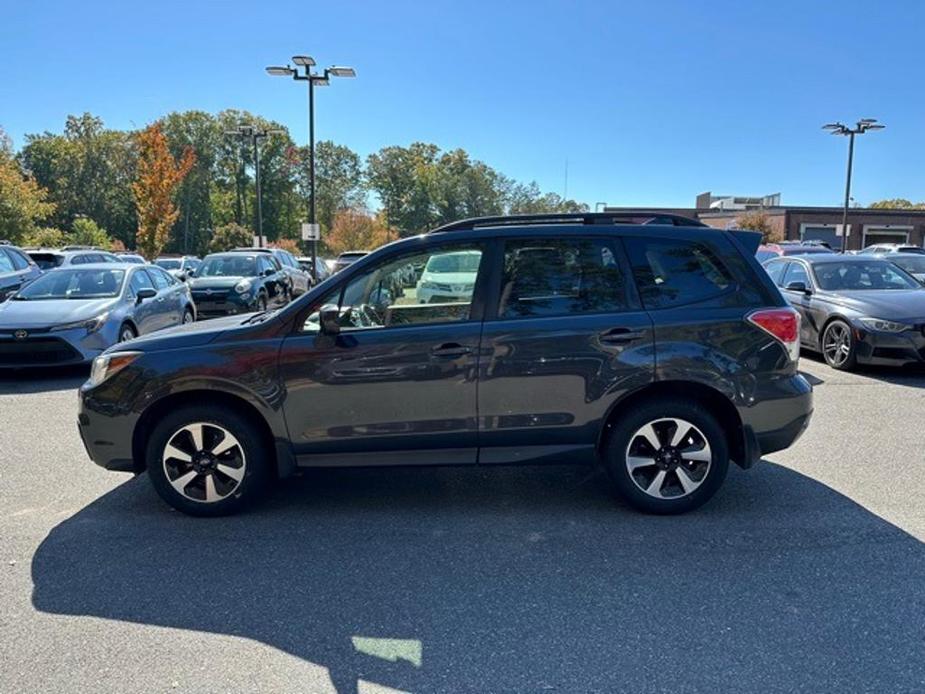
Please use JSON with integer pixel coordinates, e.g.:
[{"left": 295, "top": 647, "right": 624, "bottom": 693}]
[
  {"left": 267, "top": 56, "right": 356, "bottom": 282},
  {"left": 823, "top": 118, "right": 885, "bottom": 253},
  {"left": 225, "top": 125, "right": 285, "bottom": 248}
]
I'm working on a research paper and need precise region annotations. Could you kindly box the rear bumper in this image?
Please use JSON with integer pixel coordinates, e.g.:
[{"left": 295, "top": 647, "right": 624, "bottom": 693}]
[{"left": 739, "top": 372, "right": 813, "bottom": 467}]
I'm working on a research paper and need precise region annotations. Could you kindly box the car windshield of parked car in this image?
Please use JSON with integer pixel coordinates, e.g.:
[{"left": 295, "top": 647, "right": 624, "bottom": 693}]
[
  {"left": 424, "top": 252, "right": 482, "bottom": 274},
  {"left": 155, "top": 259, "right": 181, "bottom": 270},
  {"left": 813, "top": 261, "right": 920, "bottom": 291},
  {"left": 889, "top": 256, "right": 925, "bottom": 275},
  {"left": 14, "top": 269, "right": 125, "bottom": 300},
  {"left": 198, "top": 256, "right": 256, "bottom": 277}
]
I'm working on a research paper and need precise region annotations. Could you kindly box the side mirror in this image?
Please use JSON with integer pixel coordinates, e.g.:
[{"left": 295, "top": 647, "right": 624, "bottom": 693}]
[
  {"left": 319, "top": 303, "right": 341, "bottom": 335},
  {"left": 136, "top": 288, "right": 157, "bottom": 304},
  {"left": 264, "top": 268, "right": 275, "bottom": 277},
  {"left": 786, "top": 281, "right": 811, "bottom": 295}
]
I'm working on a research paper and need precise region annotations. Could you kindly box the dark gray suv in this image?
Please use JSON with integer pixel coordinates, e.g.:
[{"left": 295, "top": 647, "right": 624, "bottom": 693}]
[{"left": 78, "top": 213, "right": 813, "bottom": 517}]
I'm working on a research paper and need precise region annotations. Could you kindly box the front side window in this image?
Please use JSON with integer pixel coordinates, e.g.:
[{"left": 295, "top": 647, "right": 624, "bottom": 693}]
[
  {"left": 129, "top": 269, "right": 155, "bottom": 297},
  {"left": 498, "top": 238, "right": 628, "bottom": 318},
  {"left": 782, "top": 262, "right": 810, "bottom": 288},
  {"left": 624, "top": 237, "right": 735, "bottom": 309},
  {"left": 303, "top": 244, "right": 484, "bottom": 332}
]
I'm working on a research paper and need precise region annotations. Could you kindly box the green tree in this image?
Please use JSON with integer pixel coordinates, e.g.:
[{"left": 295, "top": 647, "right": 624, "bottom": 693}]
[
  {"left": 23, "top": 227, "right": 67, "bottom": 248},
  {"left": 0, "top": 149, "right": 56, "bottom": 244},
  {"left": 294, "top": 140, "right": 366, "bottom": 233},
  {"left": 869, "top": 198, "right": 924, "bottom": 209},
  {"left": 209, "top": 222, "right": 252, "bottom": 252},
  {"left": 72, "top": 216, "right": 112, "bottom": 249}
]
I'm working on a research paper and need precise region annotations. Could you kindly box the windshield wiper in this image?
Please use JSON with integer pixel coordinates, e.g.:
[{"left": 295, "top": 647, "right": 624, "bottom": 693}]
[{"left": 243, "top": 308, "right": 278, "bottom": 324}]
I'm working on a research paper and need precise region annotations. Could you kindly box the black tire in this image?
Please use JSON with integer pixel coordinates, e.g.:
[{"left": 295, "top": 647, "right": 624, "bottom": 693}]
[
  {"left": 145, "top": 405, "right": 272, "bottom": 517},
  {"left": 118, "top": 323, "right": 137, "bottom": 343},
  {"left": 603, "top": 398, "right": 729, "bottom": 514},
  {"left": 821, "top": 319, "right": 857, "bottom": 370}
]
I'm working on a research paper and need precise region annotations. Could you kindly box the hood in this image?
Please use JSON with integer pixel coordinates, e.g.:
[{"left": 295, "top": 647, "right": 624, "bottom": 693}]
[
  {"left": 0, "top": 298, "right": 119, "bottom": 329},
  {"left": 109, "top": 313, "right": 252, "bottom": 353},
  {"left": 422, "top": 271, "right": 477, "bottom": 285},
  {"left": 188, "top": 276, "right": 248, "bottom": 290},
  {"left": 824, "top": 289, "right": 925, "bottom": 321}
]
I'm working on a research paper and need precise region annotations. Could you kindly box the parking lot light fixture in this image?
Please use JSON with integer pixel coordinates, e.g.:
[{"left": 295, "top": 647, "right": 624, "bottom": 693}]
[
  {"left": 823, "top": 118, "right": 886, "bottom": 254},
  {"left": 266, "top": 52, "right": 356, "bottom": 283},
  {"left": 266, "top": 66, "right": 295, "bottom": 77}
]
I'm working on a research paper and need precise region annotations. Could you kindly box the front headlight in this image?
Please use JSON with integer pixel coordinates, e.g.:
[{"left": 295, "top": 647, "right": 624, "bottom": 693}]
[
  {"left": 420, "top": 280, "right": 437, "bottom": 290},
  {"left": 234, "top": 280, "right": 253, "bottom": 294},
  {"left": 858, "top": 317, "right": 911, "bottom": 333},
  {"left": 88, "top": 351, "right": 142, "bottom": 388},
  {"left": 51, "top": 312, "right": 110, "bottom": 334}
]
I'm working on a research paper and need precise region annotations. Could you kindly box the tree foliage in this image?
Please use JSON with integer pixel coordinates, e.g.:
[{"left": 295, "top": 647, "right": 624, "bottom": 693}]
[
  {"left": 209, "top": 222, "right": 252, "bottom": 252},
  {"left": 326, "top": 209, "right": 394, "bottom": 256},
  {"left": 132, "top": 123, "right": 195, "bottom": 259},
  {"left": 0, "top": 148, "right": 55, "bottom": 244},
  {"left": 736, "top": 210, "right": 780, "bottom": 243},
  {"left": 869, "top": 198, "right": 925, "bottom": 210},
  {"left": 72, "top": 216, "right": 112, "bottom": 249}
]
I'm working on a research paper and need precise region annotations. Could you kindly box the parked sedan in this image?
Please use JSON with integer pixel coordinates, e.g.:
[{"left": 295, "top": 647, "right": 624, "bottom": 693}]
[
  {"left": 765, "top": 255, "right": 925, "bottom": 370},
  {"left": 0, "top": 264, "right": 195, "bottom": 368},
  {"left": 756, "top": 243, "right": 834, "bottom": 263},
  {"left": 0, "top": 244, "right": 42, "bottom": 302},
  {"left": 333, "top": 251, "right": 368, "bottom": 273},
  {"left": 234, "top": 248, "right": 309, "bottom": 297},
  {"left": 188, "top": 252, "right": 288, "bottom": 319},
  {"left": 883, "top": 254, "right": 925, "bottom": 284},
  {"left": 155, "top": 256, "right": 201, "bottom": 281}
]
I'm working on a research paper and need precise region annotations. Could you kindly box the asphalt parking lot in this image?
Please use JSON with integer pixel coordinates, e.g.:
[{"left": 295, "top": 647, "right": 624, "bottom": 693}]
[{"left": 2, "top": 356, "right": 924, "bottom": 694}]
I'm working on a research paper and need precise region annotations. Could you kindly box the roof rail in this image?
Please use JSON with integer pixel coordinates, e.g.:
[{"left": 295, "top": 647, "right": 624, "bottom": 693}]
[{"left": 429, "top": 212, "right": 706, "bottom": 233}]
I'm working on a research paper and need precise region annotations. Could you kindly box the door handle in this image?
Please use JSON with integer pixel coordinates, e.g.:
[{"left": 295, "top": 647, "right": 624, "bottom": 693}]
[
  {"left": 599, "top": 327, "right": 646, "bottom": 345},
  {"left": 431, "top": 343, "right": 472, "bottom": 358}
]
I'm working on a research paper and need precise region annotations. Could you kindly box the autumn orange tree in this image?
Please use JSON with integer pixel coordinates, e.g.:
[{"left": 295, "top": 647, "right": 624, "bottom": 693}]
[
  {"left": 132, "top": 123, "right": 195, "bottom": 259},
  {"left": 325, "top": 208, "right": 394, "bottom": 256}
]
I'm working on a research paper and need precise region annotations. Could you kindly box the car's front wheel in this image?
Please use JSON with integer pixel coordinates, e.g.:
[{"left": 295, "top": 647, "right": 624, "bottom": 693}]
[
  {"left": 604, "top": 398, "right": 729, "bottom": 514},
  {"left": 145, "top": 405, "right": 272, "bottom": 516},
  {"left": 821, "top": 319, "right": 857, "bottom": 370}
]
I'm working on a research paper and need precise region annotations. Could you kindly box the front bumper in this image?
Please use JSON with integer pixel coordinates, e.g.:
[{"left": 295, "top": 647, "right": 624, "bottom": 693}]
[
  {"left": 192, "top": 292, "right": 257, "bottom": 319},
  {"left": 78, "top": 381, "right": 138, "bottom": 472},
  {"left": 853, "top": 326, "right": 925, "bottom": 366},
  {"left": 0, "top": 327, "right": 110, "bottom": 368}
]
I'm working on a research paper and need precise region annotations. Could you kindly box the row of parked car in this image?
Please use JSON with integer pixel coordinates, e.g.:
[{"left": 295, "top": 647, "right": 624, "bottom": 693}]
[
  {"left": 0, "top": 241, "right": 371, "bottom": 369},
  {"left": 756, "top": 240, "right": 925, "bottom": 370}
]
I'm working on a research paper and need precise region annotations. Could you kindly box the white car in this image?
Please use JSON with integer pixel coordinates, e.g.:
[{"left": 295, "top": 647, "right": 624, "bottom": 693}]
[{"left": 415, "top": 250, "right": 481, "bottom": 303}]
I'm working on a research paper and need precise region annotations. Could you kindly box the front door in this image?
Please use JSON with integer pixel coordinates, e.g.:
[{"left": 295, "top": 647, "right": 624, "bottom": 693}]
[
  {"left": 128, "top": 269, "right": 160, "bottom": 334},
  {"left": 780, "top": 261, "right": 817, "bottom": 344},
  {"left": 477, "top": 236, "right": 655, "bottom": 464},
  {"left": 278, "top": 241, "right": 489, "bottom": 465}
]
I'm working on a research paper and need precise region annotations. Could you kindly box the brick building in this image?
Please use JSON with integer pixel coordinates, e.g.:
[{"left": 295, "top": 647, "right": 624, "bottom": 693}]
[{"left": 605, "top": 192, "right": 925, "bottom": 250}]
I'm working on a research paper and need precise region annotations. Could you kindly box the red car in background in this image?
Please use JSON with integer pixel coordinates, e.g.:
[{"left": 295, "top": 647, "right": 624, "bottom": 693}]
[{"left": 756, "top": 242, "right": 835, "bottom": 263}]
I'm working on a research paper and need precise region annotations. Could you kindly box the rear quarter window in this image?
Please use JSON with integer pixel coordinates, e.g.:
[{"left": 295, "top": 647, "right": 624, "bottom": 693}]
[{"left": 624, "top": 235, "right": 753, "bottom": 309}]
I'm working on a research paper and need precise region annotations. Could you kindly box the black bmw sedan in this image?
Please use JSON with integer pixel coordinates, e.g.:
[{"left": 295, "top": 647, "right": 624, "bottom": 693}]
[{"left": 764, "top": 254, "right": 925, "bottom": 370}]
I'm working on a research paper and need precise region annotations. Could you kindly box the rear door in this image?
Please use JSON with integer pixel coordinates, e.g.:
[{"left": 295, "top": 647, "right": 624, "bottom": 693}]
[{"left": 477, "top": 235, "right": 655, "bottom": 465}]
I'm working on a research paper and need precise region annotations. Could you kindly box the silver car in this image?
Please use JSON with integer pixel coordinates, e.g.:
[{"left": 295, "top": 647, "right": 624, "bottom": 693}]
[{"left": 0, "top": 263, "right": 196, "bottom": 367}]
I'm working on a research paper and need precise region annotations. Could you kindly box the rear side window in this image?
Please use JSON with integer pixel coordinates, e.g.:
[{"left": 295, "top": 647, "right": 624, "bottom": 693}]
[
  {"left": 499, "top": 238, "right": 629, "bottom": 318},
  {"left": 624, "top": 237, "right": 735, "bottom": 309}
]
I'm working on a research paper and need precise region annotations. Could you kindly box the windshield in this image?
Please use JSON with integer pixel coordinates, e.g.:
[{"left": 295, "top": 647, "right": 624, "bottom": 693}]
[
  {"left": 16, "top": 269, "right": 125, "bottom": 300},
  {"left": 813, "top": 261, "right": 920, "bottom": 291},
  {"left": 198, "top": 256, "right": 256, "bottom": 277},
  {"left": 155, "top": 259, "right": 181, "bottom": 270},
  {"left": 425, "top": 252, "right": 481, "bottom": 274},
  {"left": 890, "top": 256, "right": 925, "bottom": 274}
]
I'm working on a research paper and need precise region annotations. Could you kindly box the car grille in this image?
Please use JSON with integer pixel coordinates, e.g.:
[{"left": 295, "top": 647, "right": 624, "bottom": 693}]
[
  {"left": 0, "top": 337, "right": 82, "bottom": 366},
  {"left": 192, "top": 289, "right": 231, "bottom": 302}
]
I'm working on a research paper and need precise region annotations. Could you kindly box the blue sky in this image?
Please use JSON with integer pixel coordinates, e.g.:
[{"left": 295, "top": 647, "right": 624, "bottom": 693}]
[{"left": 1, "top": 0, "right": 923, "bottom": 208}]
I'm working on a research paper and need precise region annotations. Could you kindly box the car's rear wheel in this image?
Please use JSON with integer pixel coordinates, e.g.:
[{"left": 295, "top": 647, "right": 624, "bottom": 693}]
[
  {"left": 145, "top": 405, "right": 272, "bottom": 517},
  {"left": 821, "top": 319, "right": 857, "bottom": 370},
  {"left": 119, "top": 323, "right": 137, "bottom": 343},
  {"left": 604, "top": 398, "right": 729, "bottom": 514}
]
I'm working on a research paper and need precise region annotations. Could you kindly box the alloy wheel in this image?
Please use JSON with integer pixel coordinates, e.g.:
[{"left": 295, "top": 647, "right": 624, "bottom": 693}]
[
  {"left": 823, "top": 323, "right": 851, "bottom": 367},
  {"left": 162, "top": 423, "right": 246, "bottom": 503},
  {"left": 624, "top": 417, "right": 712, "bottom": 499}
]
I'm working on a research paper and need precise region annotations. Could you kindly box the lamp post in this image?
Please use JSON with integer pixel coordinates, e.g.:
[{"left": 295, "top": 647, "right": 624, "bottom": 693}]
[
  {"left": 267, "top": 56, "right": 356, "bottom": 282},
  {"left": 225, "top": 125, "right": 285, "bottom": 247},
  {"left": 823, "top": 119, "right": 885, "bottom": 253}
]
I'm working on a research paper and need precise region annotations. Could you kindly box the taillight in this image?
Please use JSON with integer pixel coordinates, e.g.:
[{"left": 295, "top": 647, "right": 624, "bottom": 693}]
[{"left": 747, "top": 307, "right": 801, "bottom": 362}]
